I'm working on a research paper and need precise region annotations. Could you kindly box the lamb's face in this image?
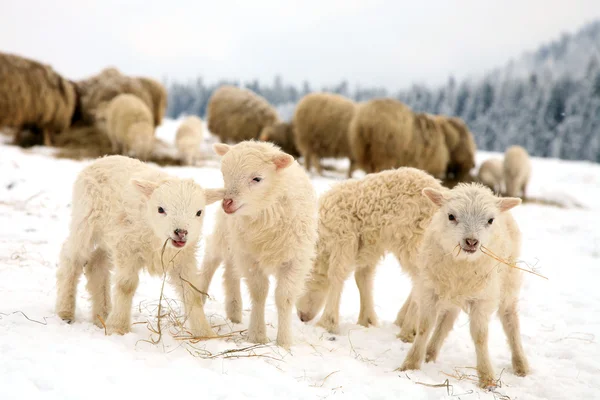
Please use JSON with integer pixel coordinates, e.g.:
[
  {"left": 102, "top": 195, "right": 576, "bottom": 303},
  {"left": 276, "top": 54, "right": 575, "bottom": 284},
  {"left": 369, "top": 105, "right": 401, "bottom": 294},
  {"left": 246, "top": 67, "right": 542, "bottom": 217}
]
[
  {"left": 213, "top": 142, "right": 294, "bottom": 216},
  {"left": 132, "top": 178, "right": 224, "bottom": 249},
  {"left": 423, "top": 184, "right": 521, "bottom": 261}
]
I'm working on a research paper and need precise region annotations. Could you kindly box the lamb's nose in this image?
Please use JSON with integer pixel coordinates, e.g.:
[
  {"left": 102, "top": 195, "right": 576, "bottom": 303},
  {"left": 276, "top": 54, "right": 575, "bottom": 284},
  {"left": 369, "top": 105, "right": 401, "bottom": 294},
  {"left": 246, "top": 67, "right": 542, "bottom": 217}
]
[
  {"left": 223, "top": 198, "right": 233, "bottom": 208},
  {"left": 465, "top": 238, "right": 479, "bottom": 247},
  {"left": 174, "top": 229, "right": 188, "bottom": 239}
]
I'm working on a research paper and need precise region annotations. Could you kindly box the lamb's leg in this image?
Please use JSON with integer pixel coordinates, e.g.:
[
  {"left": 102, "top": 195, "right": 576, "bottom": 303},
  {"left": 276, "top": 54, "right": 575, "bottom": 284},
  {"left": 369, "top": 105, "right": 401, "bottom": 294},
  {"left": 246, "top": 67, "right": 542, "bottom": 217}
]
[
  {"left": 425, "top": 306, "right": 460, "bottom": 363},
  {"left": 313, "top": 154, "right": 323, "bottom": 176},
  {"left": 399, "top": 288, "right": 438, "bottom": 371},
  {"left": 223, "top": 258, "right": 243, "bottom": 324},
  {"left": 396, "top": 290, "right": 418, "bottom": 343},
  {"left": 55, "top": 241, "right": 85, "bottom": 323},
  {"left": 274, "top": 260, "right": 307, "bottom": 349},
  {"left": 394, "top": 289, "right": 412, "bottom": 326},
  {"left": 316, "top": 266, "right": 352, "bottom": 334},
  {"left": 521, "top": 183, "right": 528, "bottom": 201},
  {"left": 42, "top": 129, "right": 53, "bottom": 147},
  {"left": 355, "top": 263, "right": 378, "bottom": 327},
  {"left": 105, "top": 259, "right": 140, "bottom": 335},
  {"left": 245, "top": 264, "right": 270, "bottom": 344},
  {"left": 197, "top": 240, "right": 223, "bottom": 305},
  {"left": 84, "top": 248, "right": 112, "bottom": 328},
  {"left": 469, "top": 302, "right": 496, "bottom": 388},
  {"left": 303, "top": 151, "right": 312, "bottom": 173},
  {"left": 347, "top": 159, "right": 356, "bottom": 179},
  {"left": 499, "top": 301, "right": 529, "bottom": 377}
]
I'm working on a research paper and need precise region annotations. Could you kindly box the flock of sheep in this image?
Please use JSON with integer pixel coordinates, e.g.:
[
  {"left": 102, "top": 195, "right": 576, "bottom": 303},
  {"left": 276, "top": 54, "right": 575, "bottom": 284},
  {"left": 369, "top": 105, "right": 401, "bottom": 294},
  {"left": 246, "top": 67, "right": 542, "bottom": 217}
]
[{"left": 1, "top": 51, "right": 536, "bottom": 390}]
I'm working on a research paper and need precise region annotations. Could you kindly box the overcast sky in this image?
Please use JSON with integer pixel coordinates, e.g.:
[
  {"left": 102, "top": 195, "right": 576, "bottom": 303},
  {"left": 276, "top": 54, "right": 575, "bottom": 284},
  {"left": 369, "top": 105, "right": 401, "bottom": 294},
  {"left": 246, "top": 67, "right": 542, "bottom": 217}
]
[{"left": 2, "top": 0, "right": 600, "bottom": 90}]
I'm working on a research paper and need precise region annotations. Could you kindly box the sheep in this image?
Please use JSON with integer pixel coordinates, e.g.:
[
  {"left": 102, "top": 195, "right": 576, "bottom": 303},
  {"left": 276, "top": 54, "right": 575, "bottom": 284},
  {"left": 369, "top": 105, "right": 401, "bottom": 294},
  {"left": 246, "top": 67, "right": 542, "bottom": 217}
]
[
  {"left": 258, "top": 121, "right": 300, "bottom": 158},
  {"left": 296, "top": 167, "right": 444, "bottom": 340},
  {"left": 409, "top": 113, "right": 450, "bottom": 179},
  {"left": 207, "top": 85, "right": 280, "bottom": 144},
  {"left": 55, "top": 155, "right": 224, "bottom": 337},
  {"left": 399, "top": 183, "right": 529, "bottom": 388},
  {"left": 435, "top": 115, "right": 477, "bottom": 181},
  {"left": 0, "top": 52, "right": 79, "bottom": 147},
  {"left": 136, "top": 76, "right": 168, "bottom": 127},
  {"left": 478, "top": 158, "right": 504, "bottom": 194},
  {"left": 197, "top": 140, "right": 318, "bottom": 349},
  {"left": 292, "top": 92, "right": 357, "bottom": 177},
  {"left": 103, "top": 93, "right": 155, "bottom": 160},
  {"left": 175, "top": 115, "right": 204, "bottom": 165},
  {"left": 503, "top": 145, "right": 531, "bottom": 199}
]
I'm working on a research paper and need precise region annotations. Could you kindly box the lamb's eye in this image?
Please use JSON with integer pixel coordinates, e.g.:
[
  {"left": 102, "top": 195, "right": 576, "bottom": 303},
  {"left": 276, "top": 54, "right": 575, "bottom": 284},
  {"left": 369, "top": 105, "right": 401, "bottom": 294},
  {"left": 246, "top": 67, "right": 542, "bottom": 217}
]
[
  {"left": 488, "top": 218, "right": 494, "bottom": 225},
  {"left": 196, "top": 210, "right": 202, "bottom": 217},
  {"left": 448, "top": 214, "right": 455, "bottom": 221},
  {"left": 252, "top": 177, "right": 262, "bottom": 183},
  {"left": 158, "top": 207, "right": 165, "bottom": 214}
]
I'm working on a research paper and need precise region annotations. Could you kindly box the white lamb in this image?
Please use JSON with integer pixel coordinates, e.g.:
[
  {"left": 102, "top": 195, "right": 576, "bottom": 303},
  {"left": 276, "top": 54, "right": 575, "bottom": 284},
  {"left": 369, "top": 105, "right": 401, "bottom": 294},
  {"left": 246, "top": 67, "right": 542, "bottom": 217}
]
[
  {"left": 55, "top": 155, "right": 224, "bottom": 337},
  {"left": 503, "top": 145, "right": 531, "bottom": 199},
  {"left": 296, "top": 167, "right": 443, "bottom": 341},
  {"left": 198, "top": 140, "right": 318, "bottom": 349},
  {"left": 477, "top": 158, "right": 504, "bottom": 194},
  {"left": 176, "top": 115, "right": 204, "bottom": 166},
  {"left": 399, "top": 183, "right": 529, "bottom": 388}
]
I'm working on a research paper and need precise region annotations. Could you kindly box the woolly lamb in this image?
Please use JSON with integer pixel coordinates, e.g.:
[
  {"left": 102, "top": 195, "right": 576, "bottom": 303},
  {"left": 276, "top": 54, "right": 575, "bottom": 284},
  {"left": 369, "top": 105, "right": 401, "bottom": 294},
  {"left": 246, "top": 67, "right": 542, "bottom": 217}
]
[
  {"left": 478, "top": 158, "right": 504, "bottom": 194},
  {"left": 207, "top": 86, "right": 280, "bottom": 144},
  {"left": 0, "top": 52, "right": 79, "bottom": 146},
  {"left": 104, "top": 93, "right": 155, "bottom": 160},
  {"left": 176, "top": 115, "right": 204, "bottom": 165},
  {"left": 399, "top": 184, "right": 529, "bottom": 388},
  {"left": 296, "top": 167, "right": 443, "bottom": 340},
  {"left": 503, "top": 145, "right": 531, "bottom": 199},
  {"left": 198, "top": 141, "right": 318, "bottom": 349},
  {"left": 258, "top": 122, "right": 300, "bottom": 158},
  {"left": 55, "top": 155, "right": 224, "bottom": 337},
  {"left": 435, "top": 116, "right": 477, "bottom": 181},
  {"left": 292, "top": 92, "right": 356, "bottom": 177}
]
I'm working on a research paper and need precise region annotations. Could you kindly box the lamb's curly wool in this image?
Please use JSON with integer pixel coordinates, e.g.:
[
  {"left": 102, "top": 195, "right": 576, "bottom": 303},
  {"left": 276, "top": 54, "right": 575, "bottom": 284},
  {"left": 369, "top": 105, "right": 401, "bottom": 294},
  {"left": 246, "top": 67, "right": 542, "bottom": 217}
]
[
  {"left": 0, "top": 52, "right": 78, "bottom": 146},
  {"left": 399, "top": 183, "right": 529, "bottom": 388},
  {"left": 296, "top": 167, "right": 443, "bottom": 339},
  {"left": 292, "top": 92, "right": 356, "bottom": 177},
  {"left": 435, "top": 115, "right": 477, "bottom": 181},
  {"left": 503, "top": 145, "right": 531, "bottom": 199},
  {"left": 198, "top": 140, "right": 318, "bottom": 349},
  {"left": 55, "top": 155, "right": 224, "bottom": 337},
  {"left": 478, "top": 158, "right": 504, "bottom": 194},
  {"left": 259, "top": 122, "right": 299, "bottom": 158},
  {"left": 103, "top": 94, "right": 155, "bottom": 160},
  {"left": 176, "top": 115, "right": 204, "bottom": 165},
  {"left": 207, "top": 85, "right": 280, "bottom": 144}
]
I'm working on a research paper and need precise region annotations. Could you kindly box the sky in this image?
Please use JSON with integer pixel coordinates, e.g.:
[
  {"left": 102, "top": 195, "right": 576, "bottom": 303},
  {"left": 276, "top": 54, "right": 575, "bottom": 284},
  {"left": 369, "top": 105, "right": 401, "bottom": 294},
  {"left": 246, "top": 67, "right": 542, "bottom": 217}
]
[{"left": 1, "top": 0, "right": 600, "bottom": 90}]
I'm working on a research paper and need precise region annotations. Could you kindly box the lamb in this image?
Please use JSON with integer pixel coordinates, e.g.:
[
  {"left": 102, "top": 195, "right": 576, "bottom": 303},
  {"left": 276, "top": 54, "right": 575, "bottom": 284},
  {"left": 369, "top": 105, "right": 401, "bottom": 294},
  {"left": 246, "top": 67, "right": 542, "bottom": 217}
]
[
  {"left": 258, "top": 121, "right": 300, "bottom": 158},
  {"left": 292, "top": 92, "right": 357, "bottom": 177},
  {"left": 478, "top": 158, "right": 504, "bottom": 194},
  {"left": 296, "top": 167, "right": 443, "bottom": 340},
  {"left": 197, "top": 140, "right": 318, "bottom": 349},
  {"left": 435, "top": 115, "right": 477, "bottom": 181},
  {"left": 175, "top": 115, "right": 204, "bottom": 165},
  {"left": 103, "top": 93, "right": 155, "bottom": 160},
  {"left": 503, "top": 145, "right": 531, "bottom": 199},
  {"left": 55, "top": 155, "right": 224, "bottom": 337},
  {"left": 0, "top": 52, "right": 79, "bottom": 147},
  {"left": 207, "top": 85, "right": 280, "bottom": 144},
  {"left": 399, "top": 183, "right": 529, "bottom": 388},
  {"left": 136, "top": 77, "right": 168, "bottom": 127}
]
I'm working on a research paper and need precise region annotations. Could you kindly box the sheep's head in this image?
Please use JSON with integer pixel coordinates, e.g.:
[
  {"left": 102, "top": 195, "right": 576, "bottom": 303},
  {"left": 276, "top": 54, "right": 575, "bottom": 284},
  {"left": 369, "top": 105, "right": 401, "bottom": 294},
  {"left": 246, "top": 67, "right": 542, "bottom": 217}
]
[
  {"left": 213, "top": 140, "right": 294, "bottom": 216},
  {"left": 423, "top": 183, "right": 521, "bottom": 261},
  {"left": 132, "top": 178, "right": 223, "bottom": 249}
]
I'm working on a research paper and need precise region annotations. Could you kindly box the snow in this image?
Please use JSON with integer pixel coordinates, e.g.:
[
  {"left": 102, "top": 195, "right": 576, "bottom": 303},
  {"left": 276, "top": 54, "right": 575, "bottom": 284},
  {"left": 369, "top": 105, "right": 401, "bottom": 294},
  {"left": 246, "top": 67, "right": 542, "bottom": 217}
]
[{"left": 1, "top": 122, "right": 600, "bottom": 400}]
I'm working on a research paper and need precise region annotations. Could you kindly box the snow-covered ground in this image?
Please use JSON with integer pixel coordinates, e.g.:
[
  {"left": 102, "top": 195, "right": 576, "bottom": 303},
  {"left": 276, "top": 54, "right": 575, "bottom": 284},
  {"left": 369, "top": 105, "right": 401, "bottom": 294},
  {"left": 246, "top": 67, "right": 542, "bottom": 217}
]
[{"left": 1, "top": 120, "right": 599, "bottom": 400}]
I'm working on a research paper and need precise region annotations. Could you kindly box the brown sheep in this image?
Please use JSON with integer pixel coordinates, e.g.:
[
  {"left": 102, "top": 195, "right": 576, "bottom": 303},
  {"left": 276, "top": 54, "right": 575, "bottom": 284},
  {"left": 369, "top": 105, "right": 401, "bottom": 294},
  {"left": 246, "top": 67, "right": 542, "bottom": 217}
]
[
  {"left": 136, "top": 77, "right": 168, "bottom": 127},
  {"left": 0, "top": 52, "right": 79, "bottom": 147},
  {"left": 292, "top": 92, "right": 357, "bottom": 177},
  {"left": 207, "top": 85, "right": 280, "bottom": 144},
  {"left": 258, "top": 121, "right": 300, "bottom": 158},
  {"left": 409, "top": 113, "right": 450, "bottom": 178},
  {"left": 434, "top": 115, "right": 477, "bottom": 181}
]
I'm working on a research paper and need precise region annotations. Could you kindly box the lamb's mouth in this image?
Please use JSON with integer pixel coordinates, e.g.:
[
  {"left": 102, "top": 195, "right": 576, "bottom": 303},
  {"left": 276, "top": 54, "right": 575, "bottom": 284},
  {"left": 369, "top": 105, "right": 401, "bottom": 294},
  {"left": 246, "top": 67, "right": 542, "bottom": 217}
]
[
  {"left": 171, "top": 238, "right": 187, "bottom": 248},
  {"left": 461, "top": 246, "right": 477, "bottom": 254}
]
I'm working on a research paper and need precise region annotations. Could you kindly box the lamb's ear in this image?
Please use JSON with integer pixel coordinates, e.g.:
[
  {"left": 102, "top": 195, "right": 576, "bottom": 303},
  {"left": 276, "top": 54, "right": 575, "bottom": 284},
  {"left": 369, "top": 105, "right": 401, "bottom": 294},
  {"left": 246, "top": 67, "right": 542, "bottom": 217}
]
[
  {"left": 498, "top": 197, "right": 522, "bottom": 212},
  {"left": 422, "top": 187, "right": 446, "bottom": 207},
  {"left": 204, "top": 188, "right": 225, "bottom": 205},
  {"left": 213, "top": 143, "right": 230, "bottom": 156},
  {"left": 132, "top": 179, "right": 159, "bottom": 198},
  {"left": 272, "top": 153, "right": 294, "bottom": 170}
]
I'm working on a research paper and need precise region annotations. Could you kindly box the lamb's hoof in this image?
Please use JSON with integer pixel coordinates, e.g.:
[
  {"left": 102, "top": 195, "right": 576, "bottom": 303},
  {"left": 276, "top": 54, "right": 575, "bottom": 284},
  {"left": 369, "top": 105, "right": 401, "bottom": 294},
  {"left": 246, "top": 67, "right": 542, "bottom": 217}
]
[
  {"left": 192, "top": 328, "right": 217, "bottom": 339},
  {"left": 357, "top": 314, "right": 378, "bottom": 328},
  {"left": 226, "top": 301, "right": 242, "bottom": 324},
  {"left": 247, "top": 331, "right": 269, "bottom": 345},
  {"left": 105, "top": 324, "right": 131, "bottom": 336},
  {"left": 397, "top": 360, "right": 420, "bottom": 372},
  {"left": 276, "top": 336, "right": 292, "bottom": 350},
  {"left": 397, "top": 330, "right": 415, "bottom": 343},
  {"left": 425, "top": 349, "right": 438, "bottom": 363},
  {"left": 513, "top": 359, "right": 529, "bottom": 377},
  {"left": 316, "top": 316, "right": 339, "bottom": 334},
  {"left": 57, "top": 311, "right": 74, "bottom": 323}
]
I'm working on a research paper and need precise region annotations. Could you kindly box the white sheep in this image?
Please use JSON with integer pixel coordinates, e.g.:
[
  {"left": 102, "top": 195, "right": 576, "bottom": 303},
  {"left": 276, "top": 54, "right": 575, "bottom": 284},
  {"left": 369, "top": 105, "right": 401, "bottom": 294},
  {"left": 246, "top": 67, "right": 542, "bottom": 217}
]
[
  {"left": 176, "top": 115, "right": 204, "bottom": 166},
  {"left": 503, "top": 145, "right": 531, "bottom": 199},
  {"left": 55, "top": 155, "right": 223, "bottom": 337},
  {"left": 296, "top": 167, "right": 443, "bottom": 341},
  {"left": 399, "top": 183, "right": 529, "bottom": 388},
  {"left": 103, "top": 93, "right": 155, "bottom": 160},
  {"left": 478, "top": 158, "right": 504, "bottom": 194},
  {"left": 198, "top": 140, "right": 318, "bottom": 349}
]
